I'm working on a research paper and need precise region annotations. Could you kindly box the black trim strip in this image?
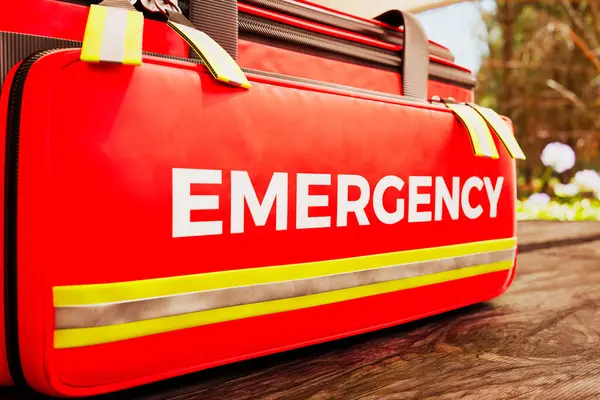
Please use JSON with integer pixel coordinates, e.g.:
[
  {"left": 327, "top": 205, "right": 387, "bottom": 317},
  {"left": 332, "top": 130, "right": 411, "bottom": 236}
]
[
  {"left": 239, "top": 0, "right": 455, "bottom": 61},
  {"left": 57, "top": 0, "right": 455, "bottom": 63},
  {"left": 62, "top": 0, "right": 454, "bottom": 61},
  {"left": 4, "top": 49, "right": 59, "bottom": 393},
  {"left": 1, "top": 32, "right": 475, "bottom": 100},
  {"left": 0, "top": 32, "right": 80, "bottom": 88},
  {"left": 238, "top": 14, "right": 476, "bottom": 89},
  {"left": 239, "top": 13, "right": 400, "bottom": 66},
  {"left": 53, "top": 1, "right": 471, "bottom": 88}
]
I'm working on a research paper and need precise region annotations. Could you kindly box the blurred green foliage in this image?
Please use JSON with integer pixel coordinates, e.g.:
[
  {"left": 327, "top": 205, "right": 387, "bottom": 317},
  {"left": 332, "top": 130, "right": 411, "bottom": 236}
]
[{"left": 517, "top": 198, "right": 600, "bottom": 221}]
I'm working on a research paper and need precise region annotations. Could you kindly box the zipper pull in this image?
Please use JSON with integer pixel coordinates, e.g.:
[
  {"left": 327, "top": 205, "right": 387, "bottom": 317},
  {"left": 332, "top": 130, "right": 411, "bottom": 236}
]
[{"left": 430, "top": 95, "right": 454, "bottom": 103}]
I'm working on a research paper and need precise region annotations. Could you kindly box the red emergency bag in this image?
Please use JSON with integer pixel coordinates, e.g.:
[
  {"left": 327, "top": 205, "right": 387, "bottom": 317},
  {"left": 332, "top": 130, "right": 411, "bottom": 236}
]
[{"left": 0, "top": 0, "right": 523, "bottom": 397}]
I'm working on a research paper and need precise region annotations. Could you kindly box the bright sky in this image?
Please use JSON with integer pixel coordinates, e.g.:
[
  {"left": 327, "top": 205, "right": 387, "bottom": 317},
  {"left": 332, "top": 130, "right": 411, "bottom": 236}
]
[
  {"left": 314, "top": 0, "right": 498, "bottom": 74},
  {"left": 415, "top": 0, "right": 497, "bottom": 73}
]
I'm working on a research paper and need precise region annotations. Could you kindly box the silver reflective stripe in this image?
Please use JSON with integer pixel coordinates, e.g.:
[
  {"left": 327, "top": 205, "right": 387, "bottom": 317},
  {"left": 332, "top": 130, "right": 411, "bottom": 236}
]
[
  {"left": 55, "top": 248, "right": 515, "bottom": 329},
  {"left": 99, "top": 7, "right": 128, "bottom": 63}
]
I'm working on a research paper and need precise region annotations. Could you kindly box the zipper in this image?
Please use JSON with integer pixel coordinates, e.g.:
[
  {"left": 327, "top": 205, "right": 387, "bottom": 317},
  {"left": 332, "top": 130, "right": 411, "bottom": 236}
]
[
  {"left": 238, "top": 13, "right": 476, "bottom": 90},
  {"left": 61, "top": 0, "right": 453, "bottom": 63},
  {"left": 239, "top": 14, "right": 399, "bottom": 68},
  {"left": 3, "top": 49, "right": 60, "bottom": 391},
  {"left": 147, "top": 51, "right": 447, "bottom": 107},
  {"left": 53, "top": 0, "right": 472, "bottom": 88},
  {"left": 239, "top": 0, "right": 455, "bottom": 62},
  {"left": 0, "top": 31, "right": 465, "bottom": 107},
  {"left": 243, "top": 67, "right": 412, "bottom": 101}
]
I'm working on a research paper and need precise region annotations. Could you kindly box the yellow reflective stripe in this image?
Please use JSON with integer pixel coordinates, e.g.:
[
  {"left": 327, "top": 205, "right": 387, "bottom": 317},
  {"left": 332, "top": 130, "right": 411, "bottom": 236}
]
[
  {"left": 80, "top": 4, "right": 143, "bottom": 65},
  {"left": 80, "top": 4, "right": 107, "bottom": 63},
  {"left": 468, "top": 104, "right": 526, "bottom": 160},
  {"left": 167, "top": 21, "right": 251, "bottom": 89},
  {"left": 53, "top": 237, "right": 516, "bottom": 307},
  {"left": 122, "top": 9, "right": 144, "bottom": 65},
  {"left": 445, "top": 103, "right": 499, "bottom": 159},
  {"left": 54, "top": 259, "right": 514, "bottom": 349},
  {"left": 55, "top": 250, "right": 514, "bottom": 329}
]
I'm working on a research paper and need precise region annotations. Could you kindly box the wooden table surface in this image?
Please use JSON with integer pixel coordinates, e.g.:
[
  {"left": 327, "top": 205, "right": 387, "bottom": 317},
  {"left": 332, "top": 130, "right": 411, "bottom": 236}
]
[{"left": 3, "top": 221, "right": 600, "bottom": 400}]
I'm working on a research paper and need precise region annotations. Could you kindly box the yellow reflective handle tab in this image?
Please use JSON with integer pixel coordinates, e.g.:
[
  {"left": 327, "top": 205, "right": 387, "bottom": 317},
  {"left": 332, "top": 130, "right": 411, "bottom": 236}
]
[
  {"left": 443, "top": 102, "right": 499, "bottom": 159},
  {"left": 167, "top": 21, "right": 251, "bottom": 89},
  {"left": 81, "top": 4, "right": 144, "bottom": 66},
  {"left": 468, "top": 104, "right": 526, "bottom": 160}
]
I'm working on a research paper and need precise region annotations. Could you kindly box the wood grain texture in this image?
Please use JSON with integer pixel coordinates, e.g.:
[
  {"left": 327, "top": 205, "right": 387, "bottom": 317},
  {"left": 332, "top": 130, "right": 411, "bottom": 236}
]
[{"left": 2, "top": 221, "right": 600, "bottom": 400}]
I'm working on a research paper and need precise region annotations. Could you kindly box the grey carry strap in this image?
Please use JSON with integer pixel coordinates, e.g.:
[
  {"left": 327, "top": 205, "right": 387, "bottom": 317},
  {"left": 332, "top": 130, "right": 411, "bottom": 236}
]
[
  {"left": 185, "top": 2, "right": 430, "bottom": 99},
  {"left": 374, "top": 9, "right": 429, "bottom": 101},
  {"left": 187, "top": 0, "right": 238, "bottom": 60}
]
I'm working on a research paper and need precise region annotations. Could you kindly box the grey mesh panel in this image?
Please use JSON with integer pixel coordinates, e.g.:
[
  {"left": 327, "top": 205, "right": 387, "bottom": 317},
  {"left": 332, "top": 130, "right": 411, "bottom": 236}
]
[
  {"left": 0, "top": 32, "right": 81, "bottom": 87},
  {"left": 188, "top": 0, "right": 238, "bottom": 60}
]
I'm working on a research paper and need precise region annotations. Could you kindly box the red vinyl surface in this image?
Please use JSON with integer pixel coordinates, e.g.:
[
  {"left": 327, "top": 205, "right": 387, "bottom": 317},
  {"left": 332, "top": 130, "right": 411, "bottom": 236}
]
[
  {"left": 4, "top": 50, "right": 517, "bottom": 396},
  {"left": 0, "top": 0, "right": 188, "bottom": 57}
]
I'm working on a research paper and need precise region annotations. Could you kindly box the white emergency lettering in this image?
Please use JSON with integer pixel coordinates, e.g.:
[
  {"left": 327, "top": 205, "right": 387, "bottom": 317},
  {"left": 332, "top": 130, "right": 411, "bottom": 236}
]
[
  {"left": 373, "top": 176, "right": 405, "bottom": 225},
  {"left": 172, "top": 168, "right": 223, "bottom": 238},
  {"left": 297, "top": 173, "right": 331, "bottom": 230},
  {"left": 408, "top": 176, "right": 433, "bottom": 223},
  {"left": 230, "top": 171, "right": 288, "bottom": 234},
  {"left": 172, "top": 169, "right": 505, "bottom": 238},
  {"left": 337, "top": 174, "right": 371, "bottom": 227},
  {"left": 462, "top": 177, "right": 484, "bottom": 219},
  {"left": 435, "top": 176, "right": 460, "bottom": 221}
]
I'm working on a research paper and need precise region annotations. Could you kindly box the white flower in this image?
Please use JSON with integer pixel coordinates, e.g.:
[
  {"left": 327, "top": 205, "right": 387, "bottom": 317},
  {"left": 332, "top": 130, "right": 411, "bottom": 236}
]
[
  {"left": 574, "top": 170, "right": 600, "bottom": 192},
  {"left": 524, "top": 193, "right": 551, "bottom": 208},
  {"left": 553, "top": 183, "right": 579, "bottom": 197},
  {"left": 541, "top": 142, "right": 576, "bottom": 173}
]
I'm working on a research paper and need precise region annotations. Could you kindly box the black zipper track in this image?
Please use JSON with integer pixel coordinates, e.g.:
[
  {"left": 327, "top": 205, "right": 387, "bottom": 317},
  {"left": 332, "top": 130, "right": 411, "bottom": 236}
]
[
  {"left": 0, "top": 31, "right": 462, "bottom": 119},
  {"left": 238, "top": 13, "right": 476, "bottom": 90},
  {"left": 4, "top": 49, "right": 59, "bottom": 392},
  {"left": 239, "top": 14, "right": 399, "bottom": 67},
  {"left": 243, "top": 67, "right": 415, "bottom": 101},
  {"left": 60, "top": 0, "right": 454, "bottom": 62},
  {"left": 240, "top": 0, "right": 455, "bottom": 61},
  {"left": 143, "top": 50, "right": 442, "bottom": 103},
  {"left": 54, "top": 0, "right": 473, "bottom": 88}
]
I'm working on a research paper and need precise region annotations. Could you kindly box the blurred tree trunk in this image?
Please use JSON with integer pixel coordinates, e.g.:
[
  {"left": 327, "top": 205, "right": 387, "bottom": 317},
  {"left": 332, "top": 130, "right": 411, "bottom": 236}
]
[
  {"left": 475, "top": 0, "right": 600, "bottom": 197},
  {"left": 498, "top": 1, "right": 515, "bottom": 116}
]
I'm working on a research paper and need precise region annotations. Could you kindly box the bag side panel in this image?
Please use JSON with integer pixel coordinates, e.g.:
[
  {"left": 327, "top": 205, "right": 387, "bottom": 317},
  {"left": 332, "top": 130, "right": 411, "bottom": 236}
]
[{"left": 15, "top": 53, "right": 515, "bottom": 396}]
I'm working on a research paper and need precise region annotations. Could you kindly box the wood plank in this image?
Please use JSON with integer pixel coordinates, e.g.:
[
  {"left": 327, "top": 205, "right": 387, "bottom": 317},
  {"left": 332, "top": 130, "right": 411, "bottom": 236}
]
[
  {"left": 517, "top": 220, "right": 600, "bottom": 247},
  {"left": 1, "top": 221, "right": 599, "bottom": 399}
]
